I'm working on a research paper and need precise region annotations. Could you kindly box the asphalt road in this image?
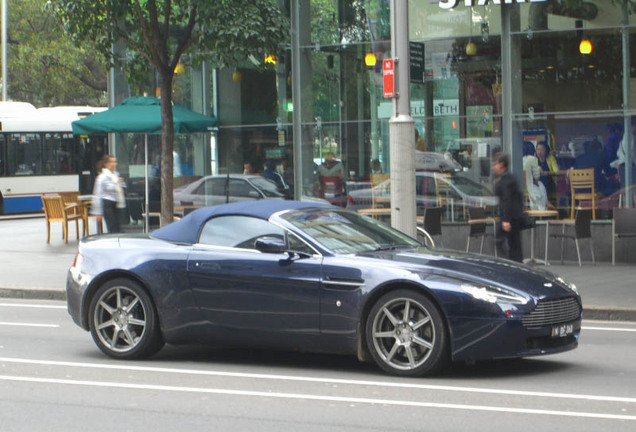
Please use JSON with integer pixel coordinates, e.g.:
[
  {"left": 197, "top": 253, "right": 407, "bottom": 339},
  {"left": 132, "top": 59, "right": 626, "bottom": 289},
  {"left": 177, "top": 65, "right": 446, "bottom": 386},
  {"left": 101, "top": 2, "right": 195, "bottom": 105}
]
[{"left": 1, "top": 299, "right": 635, "bottom": 432}]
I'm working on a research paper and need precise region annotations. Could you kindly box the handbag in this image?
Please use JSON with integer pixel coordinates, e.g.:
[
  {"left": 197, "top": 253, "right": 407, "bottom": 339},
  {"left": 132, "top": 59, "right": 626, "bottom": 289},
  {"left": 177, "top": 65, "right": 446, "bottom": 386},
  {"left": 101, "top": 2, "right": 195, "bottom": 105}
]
[{"left": 520, "top": 212, "right": 535, "bottom": 230}]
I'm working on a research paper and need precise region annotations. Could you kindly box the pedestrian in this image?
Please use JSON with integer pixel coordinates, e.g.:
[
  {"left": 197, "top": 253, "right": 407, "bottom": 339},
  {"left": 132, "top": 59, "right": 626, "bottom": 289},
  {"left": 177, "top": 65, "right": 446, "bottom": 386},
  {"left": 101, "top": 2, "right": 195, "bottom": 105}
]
[
  {"left": 92, "top": 154, "right": 126, "bottom": 233},
  {"left": 522, "top": 141, "right": 547, "bottom": 210},
  {"left": 243, "top": 160, "right": 256, "bottom": 175},
  {"left": 492, "top": 152, "right": 524, "bottom": 262},
  {"left": 611, "top": 117, "right": 636, "bottom": 189},
  {"left": 262, "top": 160, "right": 287, "bottom": 191}
]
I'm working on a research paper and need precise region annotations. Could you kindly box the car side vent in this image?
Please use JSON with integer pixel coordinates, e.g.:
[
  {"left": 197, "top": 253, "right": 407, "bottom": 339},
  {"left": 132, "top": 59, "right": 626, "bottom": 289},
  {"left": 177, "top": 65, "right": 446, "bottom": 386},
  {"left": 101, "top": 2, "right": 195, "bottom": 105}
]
[{"left": 522, "top": 298, "right": 581, "bottom": 327}]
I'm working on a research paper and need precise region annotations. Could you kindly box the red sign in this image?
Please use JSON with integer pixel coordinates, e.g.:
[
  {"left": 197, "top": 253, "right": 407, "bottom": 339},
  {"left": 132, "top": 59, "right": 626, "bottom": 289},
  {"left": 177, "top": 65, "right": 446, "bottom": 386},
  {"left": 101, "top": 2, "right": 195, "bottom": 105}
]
[{"left": 383, "top": 58, "right": 395, "bottom": 98}]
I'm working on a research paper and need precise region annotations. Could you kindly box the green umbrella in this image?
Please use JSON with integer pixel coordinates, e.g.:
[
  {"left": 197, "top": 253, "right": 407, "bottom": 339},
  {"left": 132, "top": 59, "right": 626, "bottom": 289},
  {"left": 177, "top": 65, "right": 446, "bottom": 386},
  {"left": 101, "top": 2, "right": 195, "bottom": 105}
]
[
  {"left": 72, "top": 96, "right": 217, "bottom": 232},
  {"left": 71, "top": 96, "right": 217, "bottom": 134}
]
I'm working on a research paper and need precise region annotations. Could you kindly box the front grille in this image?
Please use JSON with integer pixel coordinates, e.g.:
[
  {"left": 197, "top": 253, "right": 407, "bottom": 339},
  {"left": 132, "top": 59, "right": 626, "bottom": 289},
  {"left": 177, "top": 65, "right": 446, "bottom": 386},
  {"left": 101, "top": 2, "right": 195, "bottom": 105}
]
[{"left": 522, "top": 297, "right": 581, "bottom": 327}]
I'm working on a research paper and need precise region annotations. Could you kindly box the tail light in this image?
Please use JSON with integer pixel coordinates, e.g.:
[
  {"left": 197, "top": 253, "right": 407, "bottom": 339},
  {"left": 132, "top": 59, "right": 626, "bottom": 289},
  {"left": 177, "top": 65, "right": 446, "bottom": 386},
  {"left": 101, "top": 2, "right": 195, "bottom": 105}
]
[{"left": 72, "top": 253, "right": 84, "bottom": 268}]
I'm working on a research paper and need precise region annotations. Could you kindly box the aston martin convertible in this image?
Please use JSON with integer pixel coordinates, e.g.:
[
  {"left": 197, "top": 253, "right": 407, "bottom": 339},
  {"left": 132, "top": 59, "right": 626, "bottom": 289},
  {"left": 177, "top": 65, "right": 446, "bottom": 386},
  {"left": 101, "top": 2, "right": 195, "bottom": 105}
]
[{"left": 66, "top": 200, "right": 581, "bottom": 377}]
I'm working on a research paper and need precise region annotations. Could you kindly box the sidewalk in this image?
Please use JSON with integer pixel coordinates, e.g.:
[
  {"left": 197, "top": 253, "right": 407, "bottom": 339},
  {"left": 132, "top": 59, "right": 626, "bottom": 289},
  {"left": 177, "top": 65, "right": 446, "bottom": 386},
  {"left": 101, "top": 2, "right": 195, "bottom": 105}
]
[{"left": 1, "top": 216, "right": 635, "bottom": 321}]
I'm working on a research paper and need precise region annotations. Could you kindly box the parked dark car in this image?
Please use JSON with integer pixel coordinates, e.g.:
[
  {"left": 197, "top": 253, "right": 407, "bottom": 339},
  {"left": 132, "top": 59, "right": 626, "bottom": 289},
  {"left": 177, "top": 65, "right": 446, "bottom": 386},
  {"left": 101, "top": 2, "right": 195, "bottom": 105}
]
[{"left": 67, "top": 201, "right": 581, "bottom": 377}]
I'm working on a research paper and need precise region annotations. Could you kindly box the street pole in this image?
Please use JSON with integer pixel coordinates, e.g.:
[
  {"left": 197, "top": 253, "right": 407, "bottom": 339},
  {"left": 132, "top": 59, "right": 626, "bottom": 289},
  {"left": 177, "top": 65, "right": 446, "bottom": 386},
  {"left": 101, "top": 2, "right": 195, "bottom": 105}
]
[
  {"left": 2, "top": 0, "right": 7, "bottom": 101},
  {"left": 291, "top": 0, "right": 303, "bottom": 201},
  {"left": 389, "top": 0, "right": 416, "bottom": 237},
  {"left": 621, "top": 2, "right": 632, "bottom": 207}
]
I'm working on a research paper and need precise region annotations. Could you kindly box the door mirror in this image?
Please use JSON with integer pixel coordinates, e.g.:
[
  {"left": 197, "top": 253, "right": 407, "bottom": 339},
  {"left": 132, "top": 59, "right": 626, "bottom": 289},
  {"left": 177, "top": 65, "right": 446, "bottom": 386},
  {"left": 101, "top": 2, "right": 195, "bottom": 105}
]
[{"left": 254, "top": 236, "right": 287, "bottom": 254}]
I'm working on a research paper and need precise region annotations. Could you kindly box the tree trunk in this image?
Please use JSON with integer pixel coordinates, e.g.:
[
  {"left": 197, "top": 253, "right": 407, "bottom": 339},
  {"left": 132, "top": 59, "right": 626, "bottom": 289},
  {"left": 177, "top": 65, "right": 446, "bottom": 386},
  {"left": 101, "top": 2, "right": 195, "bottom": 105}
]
[{"left": 159, "top": 70, "right": 175, "bottom": 226}]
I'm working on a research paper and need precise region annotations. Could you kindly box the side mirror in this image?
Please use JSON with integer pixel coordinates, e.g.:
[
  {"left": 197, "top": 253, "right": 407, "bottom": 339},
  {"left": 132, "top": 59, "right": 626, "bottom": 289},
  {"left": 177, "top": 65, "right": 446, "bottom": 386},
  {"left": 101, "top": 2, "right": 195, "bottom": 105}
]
[
  {"left": 254, "top": 236, "right": 287, "bottom": 254},
  {"left": 248, "top": 190, "right": 261, "bottom": 198}
]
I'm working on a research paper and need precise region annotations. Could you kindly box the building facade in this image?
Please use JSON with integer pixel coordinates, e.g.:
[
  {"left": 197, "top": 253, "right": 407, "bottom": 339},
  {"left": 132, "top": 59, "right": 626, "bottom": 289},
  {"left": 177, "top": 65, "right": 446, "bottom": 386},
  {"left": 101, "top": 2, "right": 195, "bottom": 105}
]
[{"left": 112, "top": 0, "right": 636, "bottom": 219}]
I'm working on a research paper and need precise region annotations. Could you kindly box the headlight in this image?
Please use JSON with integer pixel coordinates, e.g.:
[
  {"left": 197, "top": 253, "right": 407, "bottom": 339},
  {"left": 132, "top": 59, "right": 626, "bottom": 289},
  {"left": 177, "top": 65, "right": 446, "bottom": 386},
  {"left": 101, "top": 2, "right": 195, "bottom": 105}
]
[
  {"left": 556, "top": 276, "right": 579, "bottom": 296},
  {"left": 461, "top": 283, "right": 528, "bottom": 305}
]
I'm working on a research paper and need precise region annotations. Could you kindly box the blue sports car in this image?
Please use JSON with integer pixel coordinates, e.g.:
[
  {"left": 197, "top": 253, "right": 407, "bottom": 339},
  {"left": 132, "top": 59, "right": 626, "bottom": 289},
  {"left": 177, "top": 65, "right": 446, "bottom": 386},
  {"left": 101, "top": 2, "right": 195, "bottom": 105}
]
[{"left": 66, "top": 201, "right": 581, "bottom": 377}]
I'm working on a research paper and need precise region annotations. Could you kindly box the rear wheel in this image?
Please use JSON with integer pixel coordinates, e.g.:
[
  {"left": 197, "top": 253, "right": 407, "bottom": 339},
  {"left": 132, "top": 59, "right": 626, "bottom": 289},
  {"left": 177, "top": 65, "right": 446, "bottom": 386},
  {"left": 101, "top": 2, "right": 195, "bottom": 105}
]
[
  {"left": 365, "top": 289, "right": 447, "bottom": 376},
  {"left": 89, "top": 278, "right": 164, "bottom": 359}
]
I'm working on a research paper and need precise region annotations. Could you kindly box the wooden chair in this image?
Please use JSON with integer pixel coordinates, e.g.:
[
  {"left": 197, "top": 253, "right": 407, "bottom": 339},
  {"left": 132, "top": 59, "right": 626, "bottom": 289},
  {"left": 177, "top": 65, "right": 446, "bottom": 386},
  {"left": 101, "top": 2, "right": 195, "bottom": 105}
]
[
  {"left": 41, "top": 195, "right": 83, "bottom": 243},
  {"left": 612, "top": 207, "right": 636, "bottom": 266},
  {"left": 544, "top": 209, "right": 594, "bottom": 267},
  {"left": 59, "top": 191, "right": 86, "bottom": 234},
  {"left": 569, "top": 168, "right": 600, "bottom": 220},
  {"left": 370, "top": 173, "right": 390, "bottom": 211},
  {"left": 433, "top": 172, "right": 462, "bottom": 220}
]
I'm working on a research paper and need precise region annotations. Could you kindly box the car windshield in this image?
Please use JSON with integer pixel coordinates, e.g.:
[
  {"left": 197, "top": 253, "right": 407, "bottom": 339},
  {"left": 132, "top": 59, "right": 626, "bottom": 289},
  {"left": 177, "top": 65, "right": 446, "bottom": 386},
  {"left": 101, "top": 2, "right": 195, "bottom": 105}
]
[
  {"left": 450, "top": 175, "right": 493, "bottom": 197},
  {"left": 280, "top": 208, "right": 420, "bottom": 254},
  {"left": 250, "top": 176, "right": 285, "bottom": 197}
]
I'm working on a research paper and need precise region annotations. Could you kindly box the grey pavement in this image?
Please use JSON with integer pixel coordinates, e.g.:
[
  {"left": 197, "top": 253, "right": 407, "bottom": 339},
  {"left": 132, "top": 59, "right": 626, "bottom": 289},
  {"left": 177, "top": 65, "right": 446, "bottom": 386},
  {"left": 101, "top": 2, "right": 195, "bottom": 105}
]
[{"left": 1, "top": 216, "right": 634, "bottom": 321}]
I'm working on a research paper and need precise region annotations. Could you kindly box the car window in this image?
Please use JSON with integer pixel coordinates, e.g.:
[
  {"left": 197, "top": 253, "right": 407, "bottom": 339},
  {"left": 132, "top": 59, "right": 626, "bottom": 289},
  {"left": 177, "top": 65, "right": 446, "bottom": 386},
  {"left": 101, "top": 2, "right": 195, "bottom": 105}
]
[
  {"left": 281, "top": 209, "right": 420, "bottom": 254},
  {"left": 229, "top": 179, "right": 259, "bottom": 198},
  {"left": 287, "top": 233, "right": 316, "bottom": 256},
  {"left": 194, "top": 178, "right": 226, "bottom": 196},
  {"left": 249, "top": 176, "right": 285, "bottom": 198},
  {"left": 451, "top": 175, "right": 493, "bottom": 197},
  {"left": 199, "top": 216, "right": 285, "bottom": 249}
]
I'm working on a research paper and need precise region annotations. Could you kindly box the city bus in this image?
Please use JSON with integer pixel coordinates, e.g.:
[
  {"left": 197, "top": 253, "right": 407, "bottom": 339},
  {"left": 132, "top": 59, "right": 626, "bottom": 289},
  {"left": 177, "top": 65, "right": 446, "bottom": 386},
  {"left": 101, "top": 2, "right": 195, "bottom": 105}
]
[{"left": 0, "top": 102, "right": 107, "bottom": 215}]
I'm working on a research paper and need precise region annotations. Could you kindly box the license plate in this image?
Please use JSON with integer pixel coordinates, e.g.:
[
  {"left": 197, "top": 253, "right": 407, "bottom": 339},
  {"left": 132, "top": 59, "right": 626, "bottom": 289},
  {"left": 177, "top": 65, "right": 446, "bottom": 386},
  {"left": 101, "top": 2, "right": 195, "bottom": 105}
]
[{"left": 551, "top": 323, "right": 574, "bottom": 338}]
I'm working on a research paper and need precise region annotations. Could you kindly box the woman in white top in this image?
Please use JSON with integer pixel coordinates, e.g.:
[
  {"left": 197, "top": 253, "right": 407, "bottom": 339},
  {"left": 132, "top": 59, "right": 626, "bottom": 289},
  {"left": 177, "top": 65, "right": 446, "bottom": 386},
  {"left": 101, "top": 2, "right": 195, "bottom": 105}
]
[
  {"left": 612, "top": 119, "right": 635, "bottom": 189},
  {"left": 92, "top": 154, "right": 125, "bottom": 233},
  {"left": 522, "top": 141, "right": 547, "bottom": 210}
]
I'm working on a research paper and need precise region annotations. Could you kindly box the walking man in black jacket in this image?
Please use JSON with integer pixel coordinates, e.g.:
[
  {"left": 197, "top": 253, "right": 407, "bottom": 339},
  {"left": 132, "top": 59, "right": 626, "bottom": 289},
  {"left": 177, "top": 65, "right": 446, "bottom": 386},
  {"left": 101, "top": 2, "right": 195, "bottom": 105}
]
[{"left": 492, "top": 153, "right": 524, "bottom": 262}]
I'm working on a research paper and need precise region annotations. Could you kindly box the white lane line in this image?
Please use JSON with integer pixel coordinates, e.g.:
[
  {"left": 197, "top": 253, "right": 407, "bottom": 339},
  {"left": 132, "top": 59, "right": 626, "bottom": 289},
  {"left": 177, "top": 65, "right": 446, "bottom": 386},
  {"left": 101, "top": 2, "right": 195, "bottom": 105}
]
[
  {"left": 0, "top": 322, "right": 59, "bottom": 328},
  {"left": 0, "top": 303, "right": 66, "bottom": 309},
  {"left": 582, "top": 326, "right": 636, "bottom": 332},
  {"left": 1, "top": 357, "right": 634, "bottom": 404},
  {"left": 0, "top": 375, "right": 634, "bottom": 421}
]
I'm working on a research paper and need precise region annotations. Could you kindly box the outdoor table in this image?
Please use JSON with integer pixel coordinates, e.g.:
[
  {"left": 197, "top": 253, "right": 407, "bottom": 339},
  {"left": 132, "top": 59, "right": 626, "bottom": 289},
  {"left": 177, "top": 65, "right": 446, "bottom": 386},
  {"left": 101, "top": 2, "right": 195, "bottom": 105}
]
[{"left": 524, "top": 209, "right": 559, "bottom": 266}]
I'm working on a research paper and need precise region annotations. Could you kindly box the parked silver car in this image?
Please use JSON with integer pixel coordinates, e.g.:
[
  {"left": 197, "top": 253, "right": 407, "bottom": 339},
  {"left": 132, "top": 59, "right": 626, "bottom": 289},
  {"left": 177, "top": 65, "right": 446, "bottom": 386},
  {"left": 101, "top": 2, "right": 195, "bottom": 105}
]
[
  {"left": 174, "top": 174, "right": 285, "bottom": 207},
  {"left": 174, "top": 174, "right": 328, "bottom": 208},
  {"left": 347, "top": 172, "right": 498, "bottom": 219}
]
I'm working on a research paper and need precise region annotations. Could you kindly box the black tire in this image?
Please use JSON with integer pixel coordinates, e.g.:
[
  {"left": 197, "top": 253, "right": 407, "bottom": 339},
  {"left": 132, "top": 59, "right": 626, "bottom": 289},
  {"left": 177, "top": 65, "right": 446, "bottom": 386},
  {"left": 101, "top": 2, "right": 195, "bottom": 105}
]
[
  {"left": 89, "top": 278, "right": 164, "bottom": 359},
  {"left": 365, "top": 289, "right": 447, "bottom": 377}
]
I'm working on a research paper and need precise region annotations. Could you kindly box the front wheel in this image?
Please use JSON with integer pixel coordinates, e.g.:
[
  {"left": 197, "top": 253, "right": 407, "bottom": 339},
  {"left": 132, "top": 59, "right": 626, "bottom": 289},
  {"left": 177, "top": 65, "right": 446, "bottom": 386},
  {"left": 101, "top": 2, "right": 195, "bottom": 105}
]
[
  {"left": 365, "top": 290, "right": 447, "bottom": 376},
  {"left": 89, "top": 278, "right": 164, "bottom": 359}
]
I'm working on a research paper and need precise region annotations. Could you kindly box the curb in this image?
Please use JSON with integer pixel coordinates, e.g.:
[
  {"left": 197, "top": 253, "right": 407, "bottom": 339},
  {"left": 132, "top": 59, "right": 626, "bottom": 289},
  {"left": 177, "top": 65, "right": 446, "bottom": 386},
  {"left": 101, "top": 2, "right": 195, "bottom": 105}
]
[
  {"left": 582, "top": 306, "right": 636, "bottom": 322},
  {"left": 2, "top": 287, "right": 636, "bottom": 322},
  {"left": 0, "top": 287, "right": 67, "bottom": 301}
]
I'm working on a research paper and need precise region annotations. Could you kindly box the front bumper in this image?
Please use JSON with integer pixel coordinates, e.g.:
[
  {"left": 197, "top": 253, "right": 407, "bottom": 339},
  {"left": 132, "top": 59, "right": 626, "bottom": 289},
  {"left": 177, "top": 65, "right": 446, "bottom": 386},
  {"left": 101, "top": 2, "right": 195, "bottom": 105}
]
[{"left": 449, "top": 315, "right": 581, "bottom": 362}]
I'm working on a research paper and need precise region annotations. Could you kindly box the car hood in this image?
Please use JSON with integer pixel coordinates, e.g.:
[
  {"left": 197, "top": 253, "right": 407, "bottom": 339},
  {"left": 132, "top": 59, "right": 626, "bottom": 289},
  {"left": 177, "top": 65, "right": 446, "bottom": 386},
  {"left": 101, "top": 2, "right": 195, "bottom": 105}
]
[{"left": 363, "top": 247, "right": 576, "bottom": 298}]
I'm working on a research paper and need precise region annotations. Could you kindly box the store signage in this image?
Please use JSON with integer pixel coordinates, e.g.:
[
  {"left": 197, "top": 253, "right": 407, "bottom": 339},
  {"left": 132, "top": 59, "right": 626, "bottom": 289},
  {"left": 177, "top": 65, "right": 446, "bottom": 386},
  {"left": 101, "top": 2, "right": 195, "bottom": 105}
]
[
  {"left": 409, "top": 42, "right": 425, "bottom": 84},
  {"left": 383, "top": 58, "right": 395, "bottom": 98},
  {"left": 433, "top": 99, "right": 459, "bottom": 116},
  {"left": 439, "top": 0, "right": 547, "bottom": 10},
  {"left": 378, "top": 100, "right": 426, "bottom": 119}
]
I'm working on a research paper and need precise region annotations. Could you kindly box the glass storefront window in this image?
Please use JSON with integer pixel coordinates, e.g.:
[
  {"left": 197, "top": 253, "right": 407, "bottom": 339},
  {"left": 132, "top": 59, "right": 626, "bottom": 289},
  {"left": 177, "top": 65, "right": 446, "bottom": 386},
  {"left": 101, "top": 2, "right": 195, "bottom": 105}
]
[
  {"left": 513, "top": 27, "right": 625, "bottom": 113},
  {"left": 107, "top": 0, "right": 636, "bottom": 222}
]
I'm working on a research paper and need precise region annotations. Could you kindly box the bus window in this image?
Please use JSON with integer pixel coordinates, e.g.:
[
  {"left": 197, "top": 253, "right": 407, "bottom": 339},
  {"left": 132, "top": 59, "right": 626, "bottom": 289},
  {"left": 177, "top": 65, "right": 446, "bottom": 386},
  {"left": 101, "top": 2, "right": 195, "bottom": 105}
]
[
  {"left": 0, "top": 134, "right": 5, "bottom": 176},
  {"left": 43, "top": 132, "right": 75, "bottom": 174},
  {"left": 8, "top": 133, "right": 41, "bottom": 176}
]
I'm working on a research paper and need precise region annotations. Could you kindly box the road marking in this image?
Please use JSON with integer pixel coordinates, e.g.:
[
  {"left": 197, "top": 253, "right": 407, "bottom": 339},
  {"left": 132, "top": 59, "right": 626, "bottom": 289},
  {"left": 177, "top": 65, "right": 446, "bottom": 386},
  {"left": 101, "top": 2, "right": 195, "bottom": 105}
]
[
  {"left": 0, "top": 374, "right": 634, "bottom": 421},
  {"left": 582, "top": 326, "right": 636, "bottom": 332},
  {"left": 0, "top": 303, "right": 66, "bottom": 309},
  {"left": 0, "top": 322, "right": 59, "bottom": 328},
  {"left": 0, "top": 357, "right": 635, "bottom": 404}
]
